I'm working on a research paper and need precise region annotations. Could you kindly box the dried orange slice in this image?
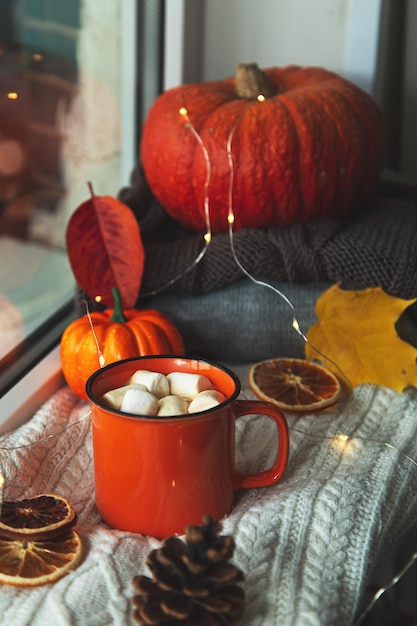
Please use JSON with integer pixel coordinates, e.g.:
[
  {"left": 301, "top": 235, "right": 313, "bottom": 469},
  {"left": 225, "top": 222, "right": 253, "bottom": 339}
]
[
  {"left": 0, "top": 494, "right": 76, "bottom": 541},
  {"left": 0, "top": 530, "right": 83, "bottom": 587},
  {"left": 248, "top": 357, "right": 342, "bottom": 412}
]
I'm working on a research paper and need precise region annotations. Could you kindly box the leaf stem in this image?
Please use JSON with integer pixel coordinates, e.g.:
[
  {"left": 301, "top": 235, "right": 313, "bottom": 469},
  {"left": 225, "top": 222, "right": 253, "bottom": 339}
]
[{"left": 110, "top": 287, "right": 127, "bottom": 323}]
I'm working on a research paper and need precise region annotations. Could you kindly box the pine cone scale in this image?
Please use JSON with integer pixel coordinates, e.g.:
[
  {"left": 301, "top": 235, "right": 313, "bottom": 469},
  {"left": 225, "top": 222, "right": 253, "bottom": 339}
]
[
  {"left": 209, "top": 563, "right": 244, "bottom": 584},
  {"left": 180, "top": 557, "right": 207, "bottom": 575},
  {"left": 135, "top": 596, "right": 172, "bottom": 624},
  {"left": 182, "top": 582, "right": 210, "bottom": 598},
  {"left": 161, "top": 596, "right": 192, "bottom": 619}
]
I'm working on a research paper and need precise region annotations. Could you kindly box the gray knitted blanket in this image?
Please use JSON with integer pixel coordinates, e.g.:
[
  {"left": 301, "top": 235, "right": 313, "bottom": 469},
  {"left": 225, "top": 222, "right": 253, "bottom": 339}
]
[{"left": 118, "top": 169, "right": 417, "bottom": 300}]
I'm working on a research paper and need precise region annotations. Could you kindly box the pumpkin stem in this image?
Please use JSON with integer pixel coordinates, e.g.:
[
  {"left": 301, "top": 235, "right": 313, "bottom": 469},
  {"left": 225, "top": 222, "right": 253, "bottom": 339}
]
[
  {"left": 110, "top": 287, "right": 127, "bottom": 323},
  {"left": 235, "top": 63, "right": 275, "bottom": 99}
]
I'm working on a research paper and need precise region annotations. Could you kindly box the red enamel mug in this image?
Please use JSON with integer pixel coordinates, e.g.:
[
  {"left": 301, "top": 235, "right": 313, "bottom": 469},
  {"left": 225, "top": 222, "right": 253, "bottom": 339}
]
[{"left": 86, "top": 356, "right": 289, "bottom": 538}]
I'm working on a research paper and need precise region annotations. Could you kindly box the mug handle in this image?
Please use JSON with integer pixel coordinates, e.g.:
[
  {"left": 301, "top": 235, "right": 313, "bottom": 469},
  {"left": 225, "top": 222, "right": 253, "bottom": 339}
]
[{"left": 232, "top": 399, "right": 289, "bottom": 489}]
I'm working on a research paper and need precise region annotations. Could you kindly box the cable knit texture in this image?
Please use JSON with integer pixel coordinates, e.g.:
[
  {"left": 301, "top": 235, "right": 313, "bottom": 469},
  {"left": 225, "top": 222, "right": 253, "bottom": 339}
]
[
  {"left": 117, "top": 168, "right": 417, "bottom": 299},
  {"left": 1, "top": 372, "right": 417, "bottom": 625},
  {"left": 75, "top": 170, "right": 417, "bottom": 364}
]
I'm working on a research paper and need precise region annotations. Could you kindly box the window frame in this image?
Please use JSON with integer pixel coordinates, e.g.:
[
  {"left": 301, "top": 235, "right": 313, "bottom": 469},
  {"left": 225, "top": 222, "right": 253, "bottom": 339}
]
[{"left": 0, "top": 0, "right": 166, "bottom": 412}]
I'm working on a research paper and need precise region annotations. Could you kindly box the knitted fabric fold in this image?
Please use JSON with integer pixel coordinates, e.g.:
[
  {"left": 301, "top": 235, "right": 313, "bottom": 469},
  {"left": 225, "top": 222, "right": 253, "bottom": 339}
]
[
  {"left": 118, "top": 168, "right": 417, "bottom": 300},
  {"left": 1, "top": 375, "right": 417, "bottom": 625}
]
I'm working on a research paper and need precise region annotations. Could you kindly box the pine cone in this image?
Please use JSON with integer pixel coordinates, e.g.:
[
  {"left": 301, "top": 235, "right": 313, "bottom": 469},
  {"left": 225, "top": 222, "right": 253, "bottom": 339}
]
[{"left": 132, "top": 515, "right": 245, "bottom": 625}]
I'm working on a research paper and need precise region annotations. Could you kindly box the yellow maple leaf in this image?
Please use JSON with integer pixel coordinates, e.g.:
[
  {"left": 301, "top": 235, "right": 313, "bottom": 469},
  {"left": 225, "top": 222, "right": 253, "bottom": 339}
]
[{"left": 305, "top": 283, "right": 417, "bottom": 391}]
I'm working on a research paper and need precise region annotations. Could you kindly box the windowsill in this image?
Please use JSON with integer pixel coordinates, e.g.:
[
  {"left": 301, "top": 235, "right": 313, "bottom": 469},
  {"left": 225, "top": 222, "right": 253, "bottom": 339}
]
[{"left": 0, "top": 345, "right": 65, "bottom": 435}]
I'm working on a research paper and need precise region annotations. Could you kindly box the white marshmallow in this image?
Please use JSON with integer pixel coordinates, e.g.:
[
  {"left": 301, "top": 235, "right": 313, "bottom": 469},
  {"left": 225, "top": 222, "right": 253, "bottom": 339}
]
[
  {"left": 158, "top": 395, "right": 189, "bottom": 416},
  {"left": 188, "top": 390, "right": 226, "bottom": 413},
  {"left": 101, "top": 383, "right": 147, "bottom": 410},
  {"left": 167, "top": 372, "right": 213, "bottom": 400},
  {"left": 120, "top": 388, "right": 160, "bottom": 416},
  {"left": 129, "top": 370, "right": 170, "bottom": 399}
]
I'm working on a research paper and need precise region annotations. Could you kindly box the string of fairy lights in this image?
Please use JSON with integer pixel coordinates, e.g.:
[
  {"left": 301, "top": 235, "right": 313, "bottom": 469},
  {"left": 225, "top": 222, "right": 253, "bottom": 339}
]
[
  {"left": 141, "top": 102, "right": 353, "bottom": 391},
  {"left": 1, "top": 94, "right": 417, "bottom": 619},
  {"left": 178, "top": 101, "right": 313, "bottom": 348}
]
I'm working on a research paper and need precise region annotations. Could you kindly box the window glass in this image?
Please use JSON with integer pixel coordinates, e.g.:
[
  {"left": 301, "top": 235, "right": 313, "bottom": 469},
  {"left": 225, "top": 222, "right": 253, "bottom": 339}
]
[{"left": 0, "top": 0, "right": 142, "bottom": 387}]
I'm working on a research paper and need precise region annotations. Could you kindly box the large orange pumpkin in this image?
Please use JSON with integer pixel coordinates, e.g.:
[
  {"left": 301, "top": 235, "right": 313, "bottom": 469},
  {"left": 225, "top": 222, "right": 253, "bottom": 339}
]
[
  {"left": 141, "top": 63, "right": 385, "bottom": 233},
  {"left": 60, "top": 290, "right": 184, "bottom": 400}
]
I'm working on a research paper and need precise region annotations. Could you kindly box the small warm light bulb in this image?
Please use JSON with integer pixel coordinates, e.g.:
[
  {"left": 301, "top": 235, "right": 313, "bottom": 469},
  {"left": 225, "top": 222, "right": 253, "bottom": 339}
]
[
  {"left": 257, "top": 94, "right": 266, "bottom": 102},
  {"left": 95, "top": 295, "right": 102, "bottom": 303},
  {"left": 337, "top": 434, "right": 349, "bottom": 443},
  {"left": 32, "top": 53, "right": 43, "bottom": 62},
  {"left": 292, "top": 319, "right": 301, "bottom": 332},
  {"left": 179, "top": 107, "right": 188, "bottom": 117},
  {"left": 228, "top": 212, "right": 235, "bottom": 224},
  {"left": 332, "top": 433, "right": 361, "bottom": 455},
  {"left": 7, "top": 92, "right": 18, "bottom": 100},
  {"left": 204, "top": 231, "right": 211, "bottom": 244},
  {"left": 332, "top": 434, "right": 350, "bottom": 451}
]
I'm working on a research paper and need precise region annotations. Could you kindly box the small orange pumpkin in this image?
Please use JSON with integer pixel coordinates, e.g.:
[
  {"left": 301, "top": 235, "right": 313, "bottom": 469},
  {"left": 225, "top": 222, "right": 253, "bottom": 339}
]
[{"left": 60, "top": 288, "right": 184, "bottom": 400}]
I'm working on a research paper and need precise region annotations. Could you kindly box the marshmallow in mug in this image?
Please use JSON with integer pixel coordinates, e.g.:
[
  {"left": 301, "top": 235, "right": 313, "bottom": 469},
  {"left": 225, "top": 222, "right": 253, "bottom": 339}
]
[
  {"left": 188, "top": 389, "right": 227, "bottom": 413},
  {"left": 129, "top": 369, "right": 170, "bottom": 399},
  {"left": 158, "top": 395, "right": 189, "bottom": 416},
  {"left": 166, "top": 371, "right": 214, "bottom": 400},
  {"left": 100, "top": 369, "right": 227, "bottom": 416},
  {"left": 101, "top": 383, "right": 147, "bottom": 410},
  {"left": 120, "top": 388, "right": 160, "bottom": 416}
]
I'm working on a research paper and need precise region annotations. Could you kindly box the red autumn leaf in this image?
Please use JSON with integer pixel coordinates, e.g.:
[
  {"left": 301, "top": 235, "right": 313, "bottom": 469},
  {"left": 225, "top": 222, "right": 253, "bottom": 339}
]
[{"left": 66, "top": 183, "right": 144, "bottom": 308}]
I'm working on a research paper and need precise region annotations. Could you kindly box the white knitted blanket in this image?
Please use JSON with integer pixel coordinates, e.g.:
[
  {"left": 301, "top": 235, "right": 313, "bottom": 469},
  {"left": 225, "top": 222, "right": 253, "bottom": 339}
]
[{"left": 1, "top": 372, "right": 417, "bottom": 626}]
